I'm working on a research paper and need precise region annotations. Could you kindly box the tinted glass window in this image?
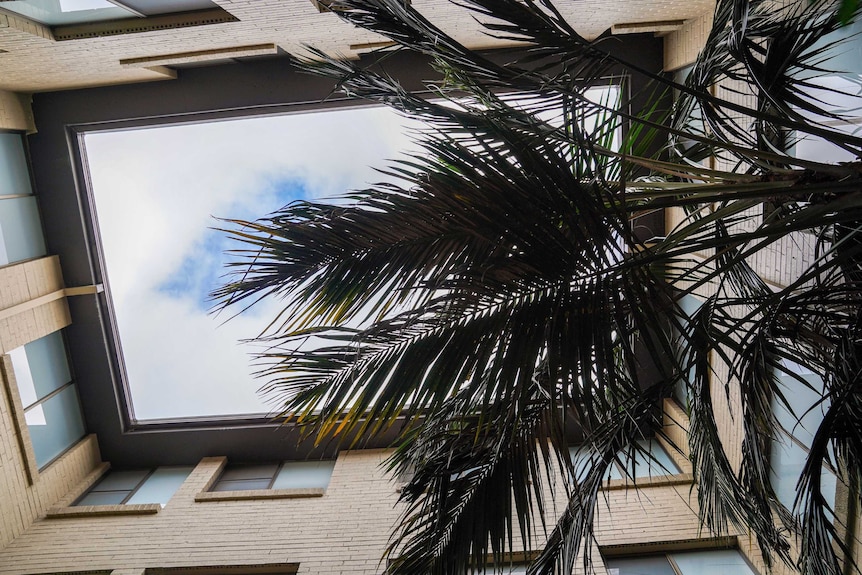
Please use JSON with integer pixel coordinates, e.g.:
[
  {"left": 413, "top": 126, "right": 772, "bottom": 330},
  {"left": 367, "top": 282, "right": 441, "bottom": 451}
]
[{"left": 8, "top": 331, "right": 85, "bottom": 468}]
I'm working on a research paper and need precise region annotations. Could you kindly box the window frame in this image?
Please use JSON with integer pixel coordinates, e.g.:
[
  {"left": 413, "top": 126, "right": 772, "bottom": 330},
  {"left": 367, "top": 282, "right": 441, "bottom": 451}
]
[
  {"left": 0, "top": 2, "right": 238, "bottom": 44},
  {"left": 46, "top": 463, "right": 194, "bottom": 518},
  {"left": 1, "top": 329, "right": 87, "bottom": 483},
  {"left": 569, "top": 437, "right": 686, "bottom": 488},
  {"left": 196, "top": 458, "right": 335, "bottom": 502},
  {"left": 211, "top": 460, "right": 336, "bottom": 492},
  {"left": 72, "top": 468, "right": 156, "bottom": 506},
  {"left": 0, "top": 132, "right": 48, "bottom": 267},
  {"left": 672, "top": 293, "right": 705, "bottom": 409},
  {"left": 25, "top": 38, "right": 662, "bottom": 467},
  {"left": 768, "top": 360, "right": 839, "bottom": 514},
  {"left": 603, "top": 545, "right": 758, "bottom": 575},
  {"left": 210, "top": 462, "right": 283, "bottom": 492}
]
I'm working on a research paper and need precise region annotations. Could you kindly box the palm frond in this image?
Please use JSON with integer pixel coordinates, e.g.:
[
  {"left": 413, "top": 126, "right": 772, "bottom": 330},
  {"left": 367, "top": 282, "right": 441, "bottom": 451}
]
[{"left": 212, "top": 0, "right": 862, "bottom": 573}]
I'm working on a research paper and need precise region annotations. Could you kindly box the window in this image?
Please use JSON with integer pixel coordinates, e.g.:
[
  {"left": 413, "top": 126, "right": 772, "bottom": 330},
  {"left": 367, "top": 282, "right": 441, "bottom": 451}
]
[
  {"left": 607, "top": 438, "right": 681, "bottom": 480},
  {"left": 569, "top": 438, "right": 681, "bottom": 483},
  {"left": 7, "top": 330, "right": 86, "bottom": 468},
  {"left": 788, "top": 16, "right": 862, "bottom": 166},
  {"left": 0, "top": 0, "right": 220, "bottom": 26},
  {"left": 212, "top": 460, "right": 335, "bottom": 492},
  {"left": 606, "top": 549, "right": 757, "bottom": 575},
  {"left": 83, "top": 106, "right": 423, "bottom": 422},
  {"left": 769, "top": 360, "right": 837, "bottom": 511},
  {"left": 670, "top": 64, "right": 708, "bottom": 162},
  {"left": 75, "top": 466, "right": 193, "bottom": 507},
  {"left": 673, "top": 294, "right": 704, "bottom": 407},
  {"left": 0, "top": 133, "right": 47, "bottom": 266}
]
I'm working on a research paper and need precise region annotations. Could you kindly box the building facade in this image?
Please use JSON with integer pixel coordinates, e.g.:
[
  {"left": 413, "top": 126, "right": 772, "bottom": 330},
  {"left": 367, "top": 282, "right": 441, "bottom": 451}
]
[{"left": 0, "top": 1, "right": 846, "bottom": 574}]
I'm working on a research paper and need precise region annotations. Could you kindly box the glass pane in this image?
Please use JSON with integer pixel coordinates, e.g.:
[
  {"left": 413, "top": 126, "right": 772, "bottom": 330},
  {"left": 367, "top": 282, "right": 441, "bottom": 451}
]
[
  {"left": 605, "top": 555, "right": 676, "bottom": 575},
  {"left": 27, "top": 384, "right": 85, "bottom": 467},
  {"left": 808, "top": 17, "right": 862, "bottom": 76},
  {"left": 794, "top": 119, "right": 862, "bottom": 164},
  {"left": 775, "top": 366, "right": 827, "bottom": 450},
  {"left": 0, "top": 0, "right": 136, "bottom": 26},
  {"left": 219, "top": 464, "right": 278, "bottom": 481},
  {"left": 0, "top": 133, "right": 32, "bottom": 197},
  {"left": 822, "top": 466, "right": 838, "bottom": 510},
  {"left": 25, "top": 331, "right": 72, "bottom": 399},
  {"left": 568, "top": 445, "right": 592, "bottom": 482},
  {"left": 127, "top": 466, "right": 193, "bottom": 505},
  {"left": 674, "top": 294, "right": 703, "bottom": 405},
  {"left": 770, "top": 437, "right": 837, "bottom": 511},
  {"left": 272, "top": 460, "right": 335, "bottom": 489},
  {"left": 119, "top": 0, "right": 218, "bottom": 16},
  {"left": 92, "top": 469, "right": 149, "bottom": 492},
  {"left": 7, "top": 346, "right": 38, "bottom": 407},
  {"left": 671, "top": 550, "right": 756, "bottom": 575},
  {"left": 212, "top": 478, "right": 272, "bottom": 492},
  {"left": 770, "top": 436, "right": 803, "bottom": 509},
  {"left": 633, "top": 439, "right": 680, "bottom": 477},
  {"left": 607, "top": 456, "right": 624, "bottom": 481},
  {"left": 0, "top": 196, "right": 47, "bottom": 265},
  {"left": 75, "top": 490, "right": 128, "bottom": 506},
  {"left": 609, "top": 439, "right": 680, "bottom": 480},
  {"left": 24, "top": 404, "right": 46, "bottom": 426}
]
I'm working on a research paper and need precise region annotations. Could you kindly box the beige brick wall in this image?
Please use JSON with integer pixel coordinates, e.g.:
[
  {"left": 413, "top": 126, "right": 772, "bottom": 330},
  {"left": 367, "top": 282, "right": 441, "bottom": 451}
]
[
  {"left": 0, "top": 257, "right": 71, "bottom": 355},
  {"left": 0, "top": 256, "right": 101, "bottom": 551},
  {"left": 0, "top": 405, "right": 747, "bottom": 575},
  {"left": 664, "top": 9, "right": 714, "bottom": 72},
  {"left": 0, "top": 449, "right": 718, "bottom": 575},
  {"left": 0, "top": 432, "right": 100, "bottom": 551},
  {"left": 0, "top": 91, "right": 33, "bottom": 133},
  {"left": 0, "top": 4, "right": 802, "bottom": 574},
  {"left": 660, "top": 4, "right": 842, "bottom": 573},
  {"left": 0, "top": 1, "right": 716, "bottom": 93},
  {"left": 0, "top": 450, "right": 403, "bottom": 575}
]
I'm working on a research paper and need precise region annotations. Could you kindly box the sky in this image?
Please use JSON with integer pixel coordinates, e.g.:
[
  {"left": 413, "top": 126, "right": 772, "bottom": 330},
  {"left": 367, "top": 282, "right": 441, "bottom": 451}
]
[{"left": 85, "top": 106, "right": 420, "bottom": 421}]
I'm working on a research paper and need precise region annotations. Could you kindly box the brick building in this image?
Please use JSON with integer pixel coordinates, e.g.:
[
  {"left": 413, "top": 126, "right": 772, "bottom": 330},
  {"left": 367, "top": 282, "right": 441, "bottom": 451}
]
[{"left": 0, "top": 1, "right": 848, "bottom": 574}]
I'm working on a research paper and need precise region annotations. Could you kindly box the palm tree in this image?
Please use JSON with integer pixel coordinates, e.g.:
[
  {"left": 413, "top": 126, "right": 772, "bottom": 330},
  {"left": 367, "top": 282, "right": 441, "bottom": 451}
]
[{"left": 211, "top": 1, "right": 862, "bottom": 574}]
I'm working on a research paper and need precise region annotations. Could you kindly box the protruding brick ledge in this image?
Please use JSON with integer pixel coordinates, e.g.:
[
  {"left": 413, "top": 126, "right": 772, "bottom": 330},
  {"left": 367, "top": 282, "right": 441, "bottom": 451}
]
[
  {"left": 602, "top": 473, "right": 695, "bottom": 491},
  {"left": 194, "top": 488, "right": 325, "bottom": 502},
  {"left": 45, "top": 503, "right": 160, "bottom": 518}
]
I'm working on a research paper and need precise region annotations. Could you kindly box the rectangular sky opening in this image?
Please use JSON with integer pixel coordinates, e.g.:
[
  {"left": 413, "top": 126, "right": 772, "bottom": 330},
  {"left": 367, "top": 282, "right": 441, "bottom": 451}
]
[
  {"left": 83, "top": 86, "right": 619, "bottom": 423},
  {"left": 84, "top": 105, "right": 422, "bottom": 421}
]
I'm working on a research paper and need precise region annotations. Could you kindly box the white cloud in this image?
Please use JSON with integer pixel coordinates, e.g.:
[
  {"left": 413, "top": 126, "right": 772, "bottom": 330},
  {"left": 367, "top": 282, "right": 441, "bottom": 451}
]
[{"left": 85, "top": 105, "right": 421, "bottom": 419}]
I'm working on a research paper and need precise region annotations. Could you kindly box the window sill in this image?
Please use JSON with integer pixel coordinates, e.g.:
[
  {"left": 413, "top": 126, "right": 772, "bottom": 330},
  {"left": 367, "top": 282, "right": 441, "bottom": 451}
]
[
  {"left": 195, "top": 488, "right": 325, "bottom": 502},
  {"left": 601, "top": 473, "right": 694, "bottom": 491},
  {"left": 46, "top": 503, "right": 161, "bottom": 518}
]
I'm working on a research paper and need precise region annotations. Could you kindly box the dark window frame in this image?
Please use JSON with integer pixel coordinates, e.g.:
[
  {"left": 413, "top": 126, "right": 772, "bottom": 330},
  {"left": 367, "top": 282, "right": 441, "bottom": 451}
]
[
  {"left": 25, "top": 38, "right": 664, "bottom": 467},
  {"left": 73, "top": 468, "right": 157, "bottom": 506},
  {"left": 603, "top": 545, "right": 758, "bottom": 575},
  {"left": 569, "top": 437, "right": 682, "bottom": 483},
  {"left": 8, "top": 329, "right": 87, "bottom": 472},
  {"left": 211, "top": 460, "right": 336, "bottom": 492}
]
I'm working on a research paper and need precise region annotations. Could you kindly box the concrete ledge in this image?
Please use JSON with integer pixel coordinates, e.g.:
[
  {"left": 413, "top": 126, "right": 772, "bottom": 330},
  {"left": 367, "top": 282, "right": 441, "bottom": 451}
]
[
  {"left": 195, "top": 488, "right": 325, "bottom": 502},
  {"left": 120, "top": 43, "right": 277, "bottom": 68},
  {"left": 602, "top": 473, "right": 694, "bottom": 491},
  {"left": 601, "top": 535, "right": 738, "bottom": 556},
  {"left": 46, "top": 504, "right": 160, "bottom": 518}
]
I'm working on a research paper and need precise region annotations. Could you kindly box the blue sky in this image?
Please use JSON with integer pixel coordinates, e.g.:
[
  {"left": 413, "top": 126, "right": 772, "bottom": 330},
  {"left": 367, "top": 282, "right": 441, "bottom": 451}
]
[{"left": 85, "top": 106, "right": 420, "bottom": 420}]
